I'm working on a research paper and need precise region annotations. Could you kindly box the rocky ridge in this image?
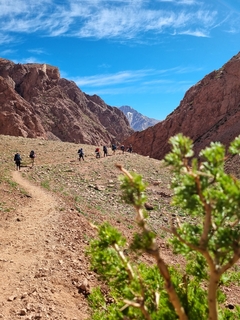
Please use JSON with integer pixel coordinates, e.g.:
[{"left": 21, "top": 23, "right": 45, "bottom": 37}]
[
  {"left": 123, "top": 52, "right": 240, "bottom": 159},
  {"left": 0, "top": 58, "right": 133, "bottom": 145}
]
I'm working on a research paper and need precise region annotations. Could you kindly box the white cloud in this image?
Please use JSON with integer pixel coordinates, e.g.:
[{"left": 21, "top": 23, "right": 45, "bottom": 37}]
[
  {"left": 178, "top": 29, "right": 209, "bottom": 37},
  {"left": 0, "top": 33, "right": 15, "bottom": 45},
  {"left": 0, "top": 49, "right": 16, "bottom": 56},
  {"left": 28, "top": 48, "right": 47, "bottom": 55},
  {"left": 84, "top": 79, "right": 193, "bottom": 96},
  {"left": 14, "top": 56, "right": 45, "bottom": 64},
  {"left": 156, "top": 0, "right": 198, "bottom": 4},
  {"left": 0, "top": 0, "right": 236, "bottom": 41},
  {"left": 72, "top": 66, "right": 200, "bottom": 87},
  {"left": 73, "top": 69, "right": 155, "bottom": 87}
]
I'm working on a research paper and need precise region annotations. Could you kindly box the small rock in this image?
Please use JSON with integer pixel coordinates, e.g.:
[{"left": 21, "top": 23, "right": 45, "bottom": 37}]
[
  {"left": 19, "top": 308, "right": 27, "bottom": 316},
  {"left": 7, "top": 295, "right": 17, "bottom": 301},
  {"left": 144, "top": 203, "right": 154, "bottom": 210},
  {"left": 79, "top": 278, "right": 89, "bottom": 291},
  {"left": 21, "top": 292, "right": 28, "bottom": 299},
  {"left": 94, "top": 185, "right": 105, "bottom": 191}
]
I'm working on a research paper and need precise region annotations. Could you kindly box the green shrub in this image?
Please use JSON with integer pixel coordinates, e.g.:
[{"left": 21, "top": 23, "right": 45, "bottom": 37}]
[{"left": 87, "top": 134, "right": 240, "bottom": 320}]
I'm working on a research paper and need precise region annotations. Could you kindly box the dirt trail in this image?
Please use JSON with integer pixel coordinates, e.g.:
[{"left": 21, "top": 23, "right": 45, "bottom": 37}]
[{"left": 0, "top": 171, "right": 89, "bottom": 320}]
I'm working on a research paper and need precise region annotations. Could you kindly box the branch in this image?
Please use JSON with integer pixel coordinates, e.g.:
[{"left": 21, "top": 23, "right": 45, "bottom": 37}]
[
  {"left": 192, "top": 173, "right": 212, "bottom": 249},
  {"left": 220, "top": 247, "right": 240, "bottom": 275},
  {"left": 122, "top": 298, "right": 152, "bottom": 320},
  {"left": 228, "top": 219, "right": 240, "bottom": 228},
  {"left": 170, "top": 226, "right": 216, "bottom": 272},
  {"left": 113, "top": 243, "right": 135, "bottom": 280},
  {"left": 117, "top": 165, "right": 188, "bottom": 320}
]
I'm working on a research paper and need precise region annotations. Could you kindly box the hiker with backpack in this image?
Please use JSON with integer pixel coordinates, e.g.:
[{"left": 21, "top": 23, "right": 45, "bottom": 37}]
[
  {"left": 29, "top": 150, "right": 36, "bottom": 167},
  {"left": 103, "top": 145, "right": 108, "bottom": 157},
  {"left": 111, "top": 144, "right": 117, "bottom": 155},
  {"left": 95, "top": 147, "right": 100, "bottom": 158},
  {"left": 78, "top": 148, "right": 84, "bottom": 161},
  {"left": 120, "top": 145, "right": 125, "bottom": 154},
  {"left": 14, "top": 152, "right": 22, "bottom": 171},
  {"left": 128, "top": 144, "right": 133, "bottom": 153}
]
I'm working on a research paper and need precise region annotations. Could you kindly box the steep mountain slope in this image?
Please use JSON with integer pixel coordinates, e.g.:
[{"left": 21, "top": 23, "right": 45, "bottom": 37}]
[
  {"left": 123, "top": 52, "right": 240, "bottom": 159},
  {"left": 119, "top": 105, "right": 160, "bottom": 131},
  {"left": 0, "top": 58, "right": 133, "bottom": 145}
]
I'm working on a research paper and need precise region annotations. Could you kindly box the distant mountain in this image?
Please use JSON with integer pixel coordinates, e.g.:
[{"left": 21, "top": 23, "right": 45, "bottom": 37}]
[{"left": 119, "top": 106, "right": 160, "bottom": 131}]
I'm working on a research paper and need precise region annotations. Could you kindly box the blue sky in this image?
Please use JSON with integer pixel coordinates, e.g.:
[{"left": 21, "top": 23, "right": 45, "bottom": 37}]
[{"left": 1, "top": 0, "right": 240, "bottom": 120}]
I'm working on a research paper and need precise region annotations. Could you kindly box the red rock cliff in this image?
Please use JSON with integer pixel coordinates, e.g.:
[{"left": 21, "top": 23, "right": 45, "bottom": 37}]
[
  {"left": 0, "top": 58, "right": 133, "bottom": 144},
  {"left": 124, "top": 52, "right": 240, "bottom": 159}
]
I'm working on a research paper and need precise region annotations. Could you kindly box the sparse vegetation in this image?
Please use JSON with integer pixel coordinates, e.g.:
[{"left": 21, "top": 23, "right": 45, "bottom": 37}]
[
  {"left": 87, "top": 134, "right": 240, "bottom": 320},
  {"left": 0, "top": 134, "right": 240, "bottom": 319}
]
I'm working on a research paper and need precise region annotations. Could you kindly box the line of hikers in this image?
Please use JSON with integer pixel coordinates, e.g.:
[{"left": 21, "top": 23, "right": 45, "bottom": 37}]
[
  {"left": 13, "top": 144, "right": 133, "bottom": 169},
  {"left": 77, "top": 144, "right": 133, "bottom": 161},
  {"left": 14, "top": 150, "right": 36, "bottom": 171}
]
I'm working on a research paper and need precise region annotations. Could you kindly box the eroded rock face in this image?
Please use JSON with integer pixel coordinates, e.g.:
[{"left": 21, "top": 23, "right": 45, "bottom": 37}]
[
  {"left": 0, "top": 58, "right": 133, "bottom": 144},
  {"left": 123, "top": 52, "right": 240, "bottom": 159}
]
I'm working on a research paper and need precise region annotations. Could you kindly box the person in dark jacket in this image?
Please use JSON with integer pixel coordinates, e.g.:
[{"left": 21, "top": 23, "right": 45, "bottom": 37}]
[
  {"left": 78, "top": 148, "right": 84, "bottom": 161},
  {"left": 103, "top": 145, "right": 108, "bottom": 157},
  {"left": 29, "top": 150, "right": 36, "bottom": 167},
  {"left": 14, "top": 152, "right": 22, "bottom": 171}
]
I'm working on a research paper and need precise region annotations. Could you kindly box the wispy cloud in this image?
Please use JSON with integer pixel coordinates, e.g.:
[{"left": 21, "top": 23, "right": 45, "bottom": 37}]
[
  {"left": 0, "top": 33, "right": 16, "bottom": 45},
  {"left": 72, "top": 66, "right": 200, "bottom": 88},
  {"left": 177, "top": 29, "right": 209, "bottom": 37},
  {"left": 0, "top": 0, "right": 233, "bottom": 42},
  {"left": 0, "top": 49, "right": 16, "bottom": 56},
  {"left": 13, "top": 56, "right": 45, "bottom": 64},
  {"left": 28, "top": 48, "right": 47, "bottom": 55},
  {"left": 156, "top": 0, "right": 198, "bottom": 4},
  {"left": 84, "top": 80, "right": 194, "bottom": 97},
  {"left": 73, "top": 69, "right": 156, "bottom": 87}
]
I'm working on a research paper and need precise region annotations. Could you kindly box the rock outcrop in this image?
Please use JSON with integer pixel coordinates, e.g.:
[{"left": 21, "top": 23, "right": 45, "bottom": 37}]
[
  {"left": 123, "top": 52, "right": 240, "bottom": 159},
  {"left": 0, "top": 58, "right": 133, "bottom": 144},
  {"left": 119, "top": 105, "right": 160, "bottom": 131}
]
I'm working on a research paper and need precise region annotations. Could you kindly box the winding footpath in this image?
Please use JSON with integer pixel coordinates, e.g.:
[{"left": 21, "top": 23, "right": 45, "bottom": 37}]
[{"left": 0, "top": 171, "right": 88, "bottom": 319}]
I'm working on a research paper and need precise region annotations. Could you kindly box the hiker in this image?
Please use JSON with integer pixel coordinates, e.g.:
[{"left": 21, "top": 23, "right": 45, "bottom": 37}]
[
  {"left": 14, "top": 152, "right": 22, "bottom": 171},
  {"left": 128, "top": 144, "right": 133, "bottom": 153},
  {"left": 120, "top": 145, "right": 125, "bottom": 154},
  {"left": 29, "top": 150, "right": 36, "bottom": 167},
  {"left": 95, "top": 147, "right": 100, "bottom": 158},
  {"left": 111, "top": 144, "right": 117, "bottom": 155},
  {"left": 78, "top": 148, "right": 84, "bottom": 161},
  {"left": 103, "top": 145, "right": 108, "bottom": 157}
]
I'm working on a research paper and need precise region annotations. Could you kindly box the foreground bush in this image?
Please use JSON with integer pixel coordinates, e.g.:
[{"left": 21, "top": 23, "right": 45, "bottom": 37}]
[{"left": 87, "top": 134, "right": 240, "bottom": 320}]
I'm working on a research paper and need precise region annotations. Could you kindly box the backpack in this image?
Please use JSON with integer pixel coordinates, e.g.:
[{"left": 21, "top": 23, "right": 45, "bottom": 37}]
[
  {"left": 78, "top": 149, "right": 84, "bottom": 156},
  {"left": 29, "top": 150, "right": 35, "bottom": 158},
  {"left": 14, "top": 153, "right": 21, "bottom": 161}
]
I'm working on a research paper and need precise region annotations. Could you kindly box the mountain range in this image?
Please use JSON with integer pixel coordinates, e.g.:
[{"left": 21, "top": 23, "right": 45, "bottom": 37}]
[
  {"left": 1, "top": 52, "right": 240, "bottom": 160},
  {"left": 119, "top": 106, "right": 160, "bottom": 131}
]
